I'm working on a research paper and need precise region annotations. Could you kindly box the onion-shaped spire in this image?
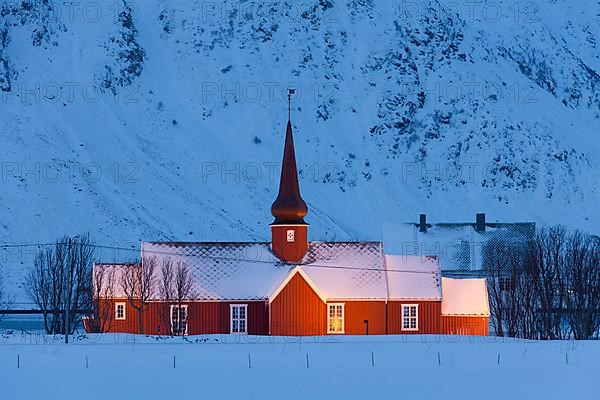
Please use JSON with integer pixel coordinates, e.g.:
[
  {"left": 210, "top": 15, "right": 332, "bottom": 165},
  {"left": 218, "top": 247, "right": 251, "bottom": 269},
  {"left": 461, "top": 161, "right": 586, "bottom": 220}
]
[{"left": 271, "top": 91, "right": 308, "bottom": 225}]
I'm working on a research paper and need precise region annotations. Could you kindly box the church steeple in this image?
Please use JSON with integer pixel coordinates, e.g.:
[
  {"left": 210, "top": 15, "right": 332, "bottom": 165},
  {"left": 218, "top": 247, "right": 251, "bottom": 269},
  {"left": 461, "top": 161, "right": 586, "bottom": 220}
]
[
  {"left": 270, "top": 121, "right": 308, "bottom": 224},
  {"left": 270, "top": 90, "right": 309, "bottom": 262}
]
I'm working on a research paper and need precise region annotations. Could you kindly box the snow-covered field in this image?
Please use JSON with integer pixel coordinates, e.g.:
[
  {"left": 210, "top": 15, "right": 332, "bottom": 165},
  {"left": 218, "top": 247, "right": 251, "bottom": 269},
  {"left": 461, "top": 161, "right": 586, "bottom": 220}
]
[{"left": 0, "top": 333, "right": 597, "bottom": 399}]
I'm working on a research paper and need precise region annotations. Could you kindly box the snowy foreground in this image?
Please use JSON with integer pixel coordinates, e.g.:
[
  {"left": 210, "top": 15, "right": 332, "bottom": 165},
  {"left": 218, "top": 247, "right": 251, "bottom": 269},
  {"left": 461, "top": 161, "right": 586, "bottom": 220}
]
[{"left": 0, "top": 334, "right": 597, "bottom": 399}]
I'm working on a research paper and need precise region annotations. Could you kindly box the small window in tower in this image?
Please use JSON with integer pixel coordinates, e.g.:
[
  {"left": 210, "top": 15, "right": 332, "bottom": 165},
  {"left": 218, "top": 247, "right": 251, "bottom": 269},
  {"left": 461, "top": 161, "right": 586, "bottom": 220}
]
[{"left": 286, "top": 229, "right": 295, "bottom": 242}]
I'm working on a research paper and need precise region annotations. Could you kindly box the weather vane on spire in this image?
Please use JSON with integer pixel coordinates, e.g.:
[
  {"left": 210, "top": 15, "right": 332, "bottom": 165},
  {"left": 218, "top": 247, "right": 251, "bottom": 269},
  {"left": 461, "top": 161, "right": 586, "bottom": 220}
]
[{"left": 287, "top": 88, "right": 296, "bottom": 121}]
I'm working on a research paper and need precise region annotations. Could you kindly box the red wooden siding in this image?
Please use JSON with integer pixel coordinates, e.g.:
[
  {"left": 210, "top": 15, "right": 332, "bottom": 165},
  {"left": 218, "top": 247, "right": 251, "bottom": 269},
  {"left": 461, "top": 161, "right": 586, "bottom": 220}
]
[
  {"left": 89, "top": 294, "right": 487, "bottom": 337},
  {"left": 343, "top": 301, "right": 387, "bottom": 335},
  {"left": 441, "top": 316, "right": 489, "bottom": 336},
  {"left": 186, "top": 301, "right": 268, "bottom": 335},
  {"left": 387, "top": 301, "right": 441, "bottom": 334},
  {"left": 270, "top": 272, "right": 327, "bottom": 336},
  {"left": 90, "top": 299, "right": 268, "bottom": 335}
]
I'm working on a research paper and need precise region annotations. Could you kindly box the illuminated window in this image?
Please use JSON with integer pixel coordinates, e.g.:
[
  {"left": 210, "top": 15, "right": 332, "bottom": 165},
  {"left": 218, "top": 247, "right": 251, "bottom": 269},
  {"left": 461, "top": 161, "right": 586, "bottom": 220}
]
[
  {"left": 115, "top": 302, "right": 126, "bottom": 320},
  {"left": 401, "top": 304, "right": 418, "bottom": 331},
  {"left": 327, "top": 303, "right": 345, "bottom": 334},
  {"left": 286, "top": 229, "right": 295, "bottom": 242},
  {"left": 230, "top": 304, "right": 248, "bottom": 334},
  {"left": 170, "top": 305, "right": 188, "bottom": 335}
]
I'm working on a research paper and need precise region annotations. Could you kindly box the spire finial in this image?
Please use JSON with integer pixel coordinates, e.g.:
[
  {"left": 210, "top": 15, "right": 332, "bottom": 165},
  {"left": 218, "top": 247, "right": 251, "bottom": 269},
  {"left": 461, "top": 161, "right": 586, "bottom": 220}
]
[{"left": 287, "top": 88, "right": 295, "bottom": 121}]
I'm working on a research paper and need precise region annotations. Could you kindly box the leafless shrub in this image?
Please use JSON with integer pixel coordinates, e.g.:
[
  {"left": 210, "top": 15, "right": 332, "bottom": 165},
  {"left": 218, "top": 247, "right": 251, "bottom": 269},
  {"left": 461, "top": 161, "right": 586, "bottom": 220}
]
[
  {"left": 159, "top": 257, "right": 175, "bottom": 334},
  {"left": 525, "top": 227, "right": 569, "bottom": 339},
  {"left": 564, "top": 232, "right": 600, "bottom": 339},
  {"left": 486, "top": 227, "right": 599, "bottom": 340},
  {"left": 120, "top": 256, "right": 157, "bottom": 334},
  {"left": 25, "top": 234, "right": 95, "bottom": 334},
  {"left": 159, "top": 258, "right": 193, "bottom": 335},
  {"left": 484, "top": 238, "right": 525, "bottom": 337},
  {"left": 171, "top": 261, "right": 194, "bottom": 336},
  {"left": 88, "top": 265, "right": 116, "bottom": 333},
  {"left": 0, "top": 268, "right": 15, "bottom": 323}
]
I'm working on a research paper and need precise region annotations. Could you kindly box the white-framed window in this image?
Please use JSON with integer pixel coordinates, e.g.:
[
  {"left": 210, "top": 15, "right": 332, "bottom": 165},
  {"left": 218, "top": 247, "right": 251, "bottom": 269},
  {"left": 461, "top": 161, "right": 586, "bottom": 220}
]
[
  {"left": 401, "top": 304, "right": 419, "bottom": 331},
  {"left": 170, "top": 305, "right": 188, "bottom": 336},
  {"left": 115, "top": 302, "right": 126, "bottom": 320},
  {"left": 327, "top": 303, "right": 345, "bottom": 334},
  {"left": 230, "top": 304, "right": 248, "bottom": 334},
  {"left": 286, "top": 229, "right": 295, "bottom": 242}
]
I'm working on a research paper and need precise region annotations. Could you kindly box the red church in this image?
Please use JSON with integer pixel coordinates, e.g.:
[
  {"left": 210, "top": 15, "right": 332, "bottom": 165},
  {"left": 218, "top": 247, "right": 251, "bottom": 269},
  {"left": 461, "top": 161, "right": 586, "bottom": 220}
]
[{"left": 87, "top": 108, "right": 490, "bottom": 337}]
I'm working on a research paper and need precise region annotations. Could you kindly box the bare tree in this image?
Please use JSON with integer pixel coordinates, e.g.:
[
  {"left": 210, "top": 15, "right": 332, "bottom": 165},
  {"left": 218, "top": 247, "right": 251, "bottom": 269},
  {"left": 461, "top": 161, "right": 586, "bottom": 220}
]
[
  {"left": 526, "top": 227, "right": 569, "bottom": 340},
  {"left": 484, "top": 237, "right": 528, "bottom": 337},
  {"left": 65, "top": 234, "right": 95, "bottom": 335},
  {"left": 174, "top": 261, "right": 193, "bottom": 304},
  {"left": 564, "top": 232, "right": 600, "bottom": 339},
  {"left": 89, "top": 265, "right": 116, "bottom": 333},
  {"left": 25, "top": 234, "right": 95, "bottom": 334},
  {"left": 0, "top": 267, "right": 15, "bottom": 323},
  {"left": 27, "top": 247, "right": 57, "bottom": 333},
  {"left": 172, "top": 261, "right": 194, "bottom": 336},
  {"left": 486, "top": 227, "right": 599, "bottom": 340},
  {"left": 121, "top": 256, "right": 157, "bottom": 334},
  {"left": 485, "top": 238, "right": 509, "bottom": 337},
  {"left": 158, "top": 258, "right": 193, "bottom": 335},
  {"left": 159, "top": 258, "right": 175, "bottom": 334},
  {"left": 514, "top": 268, "right": 538, "bottom": 339}
]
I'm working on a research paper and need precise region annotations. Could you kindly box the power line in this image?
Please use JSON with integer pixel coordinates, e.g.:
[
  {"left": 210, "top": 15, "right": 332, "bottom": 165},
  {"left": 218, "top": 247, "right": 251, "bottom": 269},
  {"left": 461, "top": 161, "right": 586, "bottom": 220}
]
[
  {"left": 1, "top": 241, "right": 440, "bottom": 275},
  {"left": 93, "top": 243, "right": 440, "bottom": 275}
]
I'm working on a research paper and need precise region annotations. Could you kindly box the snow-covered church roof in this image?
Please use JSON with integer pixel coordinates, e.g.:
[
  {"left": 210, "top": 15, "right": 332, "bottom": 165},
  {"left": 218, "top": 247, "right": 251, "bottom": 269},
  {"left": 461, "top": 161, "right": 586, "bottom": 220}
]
[
  {"left": 142, "top": 241, "right": 391, "bottom": 301},
  {"left": 96, "top": 241, "right": 444, "bottom": 301},
  {"left": 295, "top": 242, "right": 387, "bottom": 300},
  {"left": 142, "top": 241, "right": 288, "bottom": 300}
]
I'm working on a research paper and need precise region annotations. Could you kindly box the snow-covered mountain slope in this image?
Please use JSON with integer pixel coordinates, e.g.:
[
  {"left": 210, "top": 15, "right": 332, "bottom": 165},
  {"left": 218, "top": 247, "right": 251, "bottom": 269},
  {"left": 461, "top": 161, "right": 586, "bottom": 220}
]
[{"left": 1, "top": 0, "right": 598, "bottom": 252}]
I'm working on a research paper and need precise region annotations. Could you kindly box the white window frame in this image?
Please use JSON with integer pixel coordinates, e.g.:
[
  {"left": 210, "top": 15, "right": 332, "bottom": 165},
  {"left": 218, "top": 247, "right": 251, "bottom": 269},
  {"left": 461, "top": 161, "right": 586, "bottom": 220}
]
[
  {"left": 327, "top": 303, "right": 345, "bottom": 334},
  {"left": 286, "top": 229, "right": 295, "bottom": 242},
  {"left": 170, "top": 304, "right": 189, "bottom": 336},
  {"left": 115, "top": 302, "right": 126, "bottom": 320},
  {"left": 401, "top": 304, "right": 419, "bottom": 331},
  {"left": 230, "top": 304, "right": 248, "bottom": 334}
]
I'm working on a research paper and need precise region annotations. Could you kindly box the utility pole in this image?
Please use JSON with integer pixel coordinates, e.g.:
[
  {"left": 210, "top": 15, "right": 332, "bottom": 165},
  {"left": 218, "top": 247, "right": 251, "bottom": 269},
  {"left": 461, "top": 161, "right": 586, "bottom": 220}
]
[{"left": 65, "top": 237, "right": 72, "bottom": 344}]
